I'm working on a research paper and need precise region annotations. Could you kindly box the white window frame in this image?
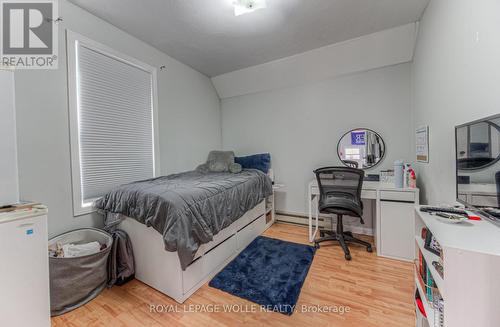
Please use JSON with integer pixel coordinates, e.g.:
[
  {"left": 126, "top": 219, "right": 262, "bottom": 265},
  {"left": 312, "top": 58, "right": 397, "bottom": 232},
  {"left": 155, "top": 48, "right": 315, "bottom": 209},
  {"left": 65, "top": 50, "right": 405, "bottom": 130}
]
[
  {"left": 66, "top": 30, "right": 160, "bottom": 216},
  {"left": 344, "top": 147, "right": 361, "bottom": 160}
]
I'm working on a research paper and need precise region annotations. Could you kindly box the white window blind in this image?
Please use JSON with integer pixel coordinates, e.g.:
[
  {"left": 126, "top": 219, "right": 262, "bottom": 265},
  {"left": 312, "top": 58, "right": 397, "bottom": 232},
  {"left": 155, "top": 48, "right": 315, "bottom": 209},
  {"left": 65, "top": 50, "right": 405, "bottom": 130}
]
[{"left": 67, "top": 31, "right": 158, "bottom": 215}]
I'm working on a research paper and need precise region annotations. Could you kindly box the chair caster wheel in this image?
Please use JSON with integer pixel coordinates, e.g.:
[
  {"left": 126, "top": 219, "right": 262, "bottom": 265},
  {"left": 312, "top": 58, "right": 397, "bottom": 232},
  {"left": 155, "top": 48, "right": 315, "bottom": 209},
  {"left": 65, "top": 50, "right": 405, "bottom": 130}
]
[
  {"left": 367, "top": 246, "right": 373, "bottom": 253},
  {"left": 345, "top": 254, "right": 352, "bottom": 261}
]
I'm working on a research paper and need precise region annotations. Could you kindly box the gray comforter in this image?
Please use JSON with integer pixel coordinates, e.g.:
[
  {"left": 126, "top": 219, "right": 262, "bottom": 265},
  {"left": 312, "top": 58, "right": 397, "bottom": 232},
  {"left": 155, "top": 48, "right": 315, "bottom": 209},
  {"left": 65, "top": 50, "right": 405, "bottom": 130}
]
[{"left": 94, "top": 169, "right": 273, "bottom": 270}]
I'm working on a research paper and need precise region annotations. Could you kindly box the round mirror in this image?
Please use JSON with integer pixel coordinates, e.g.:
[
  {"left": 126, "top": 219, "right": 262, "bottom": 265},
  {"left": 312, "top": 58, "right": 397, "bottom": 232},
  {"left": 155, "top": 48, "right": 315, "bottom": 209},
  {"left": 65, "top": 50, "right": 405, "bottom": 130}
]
[
  {"left": 456, "top": 120, "right": 500, "bottom": 170},
  {"left": 337, "top": 129, "right": 386, "bottom": 169}
]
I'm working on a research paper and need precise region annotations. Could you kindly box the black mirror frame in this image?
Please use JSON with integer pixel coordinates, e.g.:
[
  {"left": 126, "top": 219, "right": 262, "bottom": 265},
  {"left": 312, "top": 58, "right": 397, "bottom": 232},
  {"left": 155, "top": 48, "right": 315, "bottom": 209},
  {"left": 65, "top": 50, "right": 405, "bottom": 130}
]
[{"left": 337, "top": 128, "right": 386, "bottom": 170}]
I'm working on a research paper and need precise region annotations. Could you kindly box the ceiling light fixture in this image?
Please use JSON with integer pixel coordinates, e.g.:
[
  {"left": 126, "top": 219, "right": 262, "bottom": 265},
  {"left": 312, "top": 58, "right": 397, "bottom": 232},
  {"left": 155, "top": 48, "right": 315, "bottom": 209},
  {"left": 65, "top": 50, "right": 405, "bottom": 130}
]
[{"left": 232, "top": 0, "right": 267, "bottom": 16}]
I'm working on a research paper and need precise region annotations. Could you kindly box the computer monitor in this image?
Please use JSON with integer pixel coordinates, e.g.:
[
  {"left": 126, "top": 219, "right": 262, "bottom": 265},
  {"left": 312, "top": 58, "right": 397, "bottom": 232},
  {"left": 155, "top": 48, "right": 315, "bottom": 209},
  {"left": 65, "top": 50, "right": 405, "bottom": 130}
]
[{"left": 456, "top": 114, "right": 500, "bottom": 216}]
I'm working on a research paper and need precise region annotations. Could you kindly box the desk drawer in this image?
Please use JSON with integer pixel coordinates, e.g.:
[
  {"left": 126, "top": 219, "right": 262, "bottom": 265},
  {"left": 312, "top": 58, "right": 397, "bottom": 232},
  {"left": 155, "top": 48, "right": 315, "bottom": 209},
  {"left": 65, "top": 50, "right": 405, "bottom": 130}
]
[
  {"left": 380, "top": 191, "right": 415, "bottom": 203},
  {"left": 361, "top": 190, "right": 377, "bottom": 199}
]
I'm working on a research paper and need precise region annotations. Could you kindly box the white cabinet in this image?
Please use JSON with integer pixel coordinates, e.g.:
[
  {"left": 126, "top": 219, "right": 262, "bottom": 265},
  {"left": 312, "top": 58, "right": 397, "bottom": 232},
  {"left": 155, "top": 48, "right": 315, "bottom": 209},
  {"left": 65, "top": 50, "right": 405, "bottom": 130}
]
[
  {"left": 378, "top": 191, "right": 417, "bottom": 261},
  {"left": 0, "top": 209, "right": 50, "bottom": 327}
]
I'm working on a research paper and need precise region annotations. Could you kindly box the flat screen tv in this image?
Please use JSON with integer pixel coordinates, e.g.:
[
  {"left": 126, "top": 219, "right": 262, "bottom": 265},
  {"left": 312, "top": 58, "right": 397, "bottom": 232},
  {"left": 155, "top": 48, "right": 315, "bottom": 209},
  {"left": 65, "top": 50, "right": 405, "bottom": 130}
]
[{"left": 456, "top": 114, "right": 500, "bottom": 220}]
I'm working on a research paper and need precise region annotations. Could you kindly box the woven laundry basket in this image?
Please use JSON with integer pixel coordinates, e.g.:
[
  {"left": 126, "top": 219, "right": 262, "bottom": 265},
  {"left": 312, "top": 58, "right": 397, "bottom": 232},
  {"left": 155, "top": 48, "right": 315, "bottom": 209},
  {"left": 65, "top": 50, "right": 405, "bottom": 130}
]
[{"left": 49, "top": 228, "right": 112, "bottom": 316}]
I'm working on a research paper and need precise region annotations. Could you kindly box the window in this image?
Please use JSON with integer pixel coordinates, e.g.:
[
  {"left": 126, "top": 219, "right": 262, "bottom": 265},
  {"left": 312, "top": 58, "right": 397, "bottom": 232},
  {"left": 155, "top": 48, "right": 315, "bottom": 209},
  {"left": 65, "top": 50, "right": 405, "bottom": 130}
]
[
  {"left": 344, "top": 148, "right": 361, "bottom": 160},
  {"left": 67, "top": 31, "right": 159, "bottom": 216}
]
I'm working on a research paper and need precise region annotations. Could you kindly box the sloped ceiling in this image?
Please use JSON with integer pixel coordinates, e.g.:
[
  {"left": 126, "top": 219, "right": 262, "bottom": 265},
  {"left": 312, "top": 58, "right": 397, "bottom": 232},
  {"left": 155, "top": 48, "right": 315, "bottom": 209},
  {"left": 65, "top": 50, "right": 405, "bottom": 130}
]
[{"left": 68, "top": 0, "right": 429, "bottom": 77}]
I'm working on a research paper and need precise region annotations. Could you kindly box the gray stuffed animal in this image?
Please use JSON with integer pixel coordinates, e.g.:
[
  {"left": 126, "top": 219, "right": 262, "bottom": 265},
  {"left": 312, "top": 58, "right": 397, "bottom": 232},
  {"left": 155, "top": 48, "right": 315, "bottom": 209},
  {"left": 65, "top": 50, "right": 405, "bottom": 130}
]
[{"left": 196, "top": 150, "right": 242, "bottom": 173}]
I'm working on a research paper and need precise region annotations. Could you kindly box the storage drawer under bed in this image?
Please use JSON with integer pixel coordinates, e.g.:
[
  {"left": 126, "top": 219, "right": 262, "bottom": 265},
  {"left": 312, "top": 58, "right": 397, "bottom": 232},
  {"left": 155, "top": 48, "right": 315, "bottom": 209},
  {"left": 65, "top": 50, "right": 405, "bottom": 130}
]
[
  {"left": 182, "top": 213, "right": 266, "bottom": 293},
  {"left": 183, "top": 234, "right": 237, "bottom": 292},
  {"left": 237, "top": 214, "right": 267, "bottom": 249}
]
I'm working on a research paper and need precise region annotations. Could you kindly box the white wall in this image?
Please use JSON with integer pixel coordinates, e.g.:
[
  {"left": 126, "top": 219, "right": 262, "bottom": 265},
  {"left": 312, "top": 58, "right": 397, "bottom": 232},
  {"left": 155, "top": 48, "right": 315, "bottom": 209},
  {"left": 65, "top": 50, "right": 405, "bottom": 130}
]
[
  {"left": 14, "top": 0, "right": 221, "bottom": 237},
  {"left": 412, "top": 0, "right": 500, "bottom": 205},
  {"left": 0, "top": 70, "right": 19, "bottom": 207},
  {"left": 222, "top": 63, "right": 413, "bottom": 222},
  {"left": 212, "top": 23, "right": 417, "bottom": 99}
]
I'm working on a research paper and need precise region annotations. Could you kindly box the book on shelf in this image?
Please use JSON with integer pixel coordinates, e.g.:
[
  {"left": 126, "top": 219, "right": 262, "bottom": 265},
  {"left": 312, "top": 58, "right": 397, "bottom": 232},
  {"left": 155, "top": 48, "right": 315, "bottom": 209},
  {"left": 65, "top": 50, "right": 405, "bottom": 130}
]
[
  {"left": 424, "top": 228, "right": 442, "bottom": 256},
  {"left": 426, "top": 267, "right": 435, "bottom": 302},
  {"left": 417, "top": 249, "right": 437, "bottom": 303}
]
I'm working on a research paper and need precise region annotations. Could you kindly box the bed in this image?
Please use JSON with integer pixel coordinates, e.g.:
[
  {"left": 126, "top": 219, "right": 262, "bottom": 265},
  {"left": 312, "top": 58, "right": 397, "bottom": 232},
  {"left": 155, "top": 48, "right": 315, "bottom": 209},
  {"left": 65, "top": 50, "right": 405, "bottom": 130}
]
[{"left": 95, "top": 169, "right": 273, "bottom": 303}]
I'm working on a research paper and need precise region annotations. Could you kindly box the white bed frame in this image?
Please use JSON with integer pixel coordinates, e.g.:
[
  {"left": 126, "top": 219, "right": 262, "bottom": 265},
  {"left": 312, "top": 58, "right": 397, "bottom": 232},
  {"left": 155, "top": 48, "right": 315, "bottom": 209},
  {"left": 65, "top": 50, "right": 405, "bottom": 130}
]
[{"left": 119, "top": 201, "right": 268, "bottom": 303}]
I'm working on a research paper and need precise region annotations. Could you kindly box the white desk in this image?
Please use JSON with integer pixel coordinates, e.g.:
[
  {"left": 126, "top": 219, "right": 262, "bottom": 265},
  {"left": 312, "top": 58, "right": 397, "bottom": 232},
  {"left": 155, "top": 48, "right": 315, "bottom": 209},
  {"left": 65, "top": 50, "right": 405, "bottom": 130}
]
[{"left": 308, "top": 180, "right": 419, "bottom": 260}]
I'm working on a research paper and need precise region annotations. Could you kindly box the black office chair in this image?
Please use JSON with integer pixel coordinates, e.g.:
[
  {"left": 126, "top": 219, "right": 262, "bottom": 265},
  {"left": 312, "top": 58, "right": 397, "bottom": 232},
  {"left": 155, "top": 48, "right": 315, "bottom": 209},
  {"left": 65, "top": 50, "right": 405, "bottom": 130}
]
[{"left": 314, "top": 167, "right": 372, "bottom": 260}]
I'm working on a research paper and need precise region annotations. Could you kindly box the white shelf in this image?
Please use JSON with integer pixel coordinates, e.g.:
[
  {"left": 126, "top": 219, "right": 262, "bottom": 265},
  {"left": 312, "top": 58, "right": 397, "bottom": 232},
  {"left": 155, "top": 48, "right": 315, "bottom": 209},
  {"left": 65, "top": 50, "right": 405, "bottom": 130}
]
[
  {"left": 415, "top": 270, "right": 434, "bottom": 324},
  {"left": 417, "top": 207, "right": 500, "bottom": 257},
  {"left": 415, "top": 206, "right": 500, "bottom": 326},
  {"left": 415, "top": 236, "right": 444, "bottom": 294}
]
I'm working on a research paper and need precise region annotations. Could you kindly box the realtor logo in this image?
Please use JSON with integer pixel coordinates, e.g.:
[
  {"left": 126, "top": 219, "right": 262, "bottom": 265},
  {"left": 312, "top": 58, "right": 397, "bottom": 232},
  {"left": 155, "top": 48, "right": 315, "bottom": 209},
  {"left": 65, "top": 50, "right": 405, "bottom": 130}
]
[{"left": 1, "top": 0, "right": 58, "bottom": 69}]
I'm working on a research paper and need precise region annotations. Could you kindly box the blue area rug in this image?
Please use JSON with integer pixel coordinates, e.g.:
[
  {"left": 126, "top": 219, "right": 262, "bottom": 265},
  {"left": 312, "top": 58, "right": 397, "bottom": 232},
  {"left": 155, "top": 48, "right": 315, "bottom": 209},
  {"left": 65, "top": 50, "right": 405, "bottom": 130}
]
[{"left": 209, "top": 236, "right": 316, "bottom": 315}]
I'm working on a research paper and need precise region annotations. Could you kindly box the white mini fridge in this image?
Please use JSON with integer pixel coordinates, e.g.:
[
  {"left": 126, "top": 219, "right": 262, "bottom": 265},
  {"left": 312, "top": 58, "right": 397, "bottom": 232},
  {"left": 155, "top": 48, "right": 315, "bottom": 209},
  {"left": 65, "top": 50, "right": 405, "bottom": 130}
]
[{"left": 0, "top": 206, "right": 50, "bottom": 327}]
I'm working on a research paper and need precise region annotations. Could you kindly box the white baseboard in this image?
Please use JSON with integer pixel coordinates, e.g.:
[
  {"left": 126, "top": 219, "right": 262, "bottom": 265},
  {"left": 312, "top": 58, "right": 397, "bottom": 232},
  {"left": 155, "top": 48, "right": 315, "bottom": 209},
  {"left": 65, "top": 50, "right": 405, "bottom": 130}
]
[{"left": 276, "top": 211, "right": 374, "bottom": 236}]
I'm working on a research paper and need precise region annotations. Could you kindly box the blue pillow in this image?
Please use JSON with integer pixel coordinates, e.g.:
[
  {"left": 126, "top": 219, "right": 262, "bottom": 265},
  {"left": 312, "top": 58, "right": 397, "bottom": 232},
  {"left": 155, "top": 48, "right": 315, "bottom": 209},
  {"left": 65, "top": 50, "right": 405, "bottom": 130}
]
[{"left": 235, "top": 153, "right": 271, "bottom": 173}]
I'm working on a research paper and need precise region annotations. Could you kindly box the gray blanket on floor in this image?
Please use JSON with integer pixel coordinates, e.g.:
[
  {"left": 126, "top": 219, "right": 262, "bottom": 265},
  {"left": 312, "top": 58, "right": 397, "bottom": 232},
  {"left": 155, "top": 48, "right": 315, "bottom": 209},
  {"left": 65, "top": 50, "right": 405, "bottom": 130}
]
[{"left": 94, "top": 169, "right": 273, "bottom": 270}]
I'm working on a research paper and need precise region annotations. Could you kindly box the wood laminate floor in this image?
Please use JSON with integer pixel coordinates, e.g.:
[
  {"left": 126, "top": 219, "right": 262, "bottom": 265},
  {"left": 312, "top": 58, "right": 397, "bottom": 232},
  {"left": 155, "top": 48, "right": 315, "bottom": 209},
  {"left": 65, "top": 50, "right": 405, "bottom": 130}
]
[{"left": 51, "top": 222, "right": 415, "bottom": 327}]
